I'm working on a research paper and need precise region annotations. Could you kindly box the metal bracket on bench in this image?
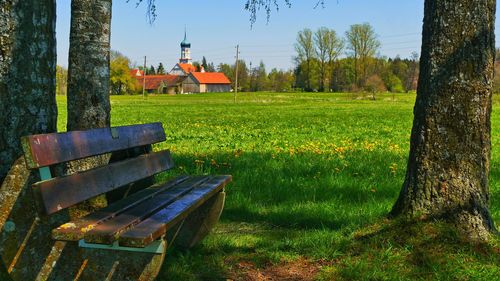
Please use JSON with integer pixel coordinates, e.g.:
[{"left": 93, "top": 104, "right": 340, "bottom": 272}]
[
  {"left": 39, "top": 166, "right": 52, "bottom": 181},
  {"left": 110, "top": 127, "right": 119, "bottom": 139},
  {"left": 78, "top": 239, "right": 165, "bottom": 254}
]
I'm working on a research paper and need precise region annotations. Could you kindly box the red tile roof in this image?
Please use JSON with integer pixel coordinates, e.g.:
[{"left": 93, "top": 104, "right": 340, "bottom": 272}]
[
  {"left": 130, "top": 69, "right": 144, "bottom": 77},
  {"left": 190, "top": 72, "right": 231, "bottom": 84},
  {"left": 134, "top": 75, "right": 182, "bottom": 90},
  {"left": 178, "top": 63, "right": 197, "bottom": 74}
]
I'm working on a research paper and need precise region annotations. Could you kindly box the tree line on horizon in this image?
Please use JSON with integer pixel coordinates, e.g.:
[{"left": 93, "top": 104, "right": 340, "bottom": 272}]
[
  {"left": 215, "top": 23, "right": 421, "bottom": 94},
  {"left": 55, "top": 23, "right": 500, "bottom": 96},
  {"left": 55, "top": 23, "right": 419, "bottom": 95}
]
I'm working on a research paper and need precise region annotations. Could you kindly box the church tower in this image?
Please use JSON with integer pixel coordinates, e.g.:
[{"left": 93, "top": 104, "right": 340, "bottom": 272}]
[{"left": 180, "top": 29, "right": 192, "bottom": 64}]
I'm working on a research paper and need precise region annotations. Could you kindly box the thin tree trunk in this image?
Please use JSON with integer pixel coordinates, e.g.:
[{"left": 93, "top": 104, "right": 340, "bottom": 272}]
[
  {"left": 306, "top": 58, "right": 311, "bottom": 91},
  {"left": 391, "top": 0, "right": 497, "bottom": 241},
  {"left": 0, "top": 0, "right": 57, "bottom": 183},
  {"left": 330, "top": 61, "right": 337, "bottom": 91},
  {"left": 320, "top": 62, "right": 325, "bottom": 92},
  {"left": 66, "top": 0, "right": 112, "bottom": 218},
  {"left": 353, "top": 52, "right": 358, "bottom": 89},
  {"left": 67, "top": 0, "right": 112, "bottom": 131}
]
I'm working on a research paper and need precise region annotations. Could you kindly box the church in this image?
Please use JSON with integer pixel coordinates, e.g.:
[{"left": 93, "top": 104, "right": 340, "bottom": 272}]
[{"left": 132, "top": 31, "right": 231, "bottom": 94}]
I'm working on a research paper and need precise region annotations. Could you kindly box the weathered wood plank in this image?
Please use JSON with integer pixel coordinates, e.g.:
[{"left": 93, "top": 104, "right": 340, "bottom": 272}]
[
  {"left": 21, "top": 123, "right": 165, "bottom": 169},
  {"left": 51, "top": 176, "right": 191, "bottom": 241},
  {"left": 84, "top": 176, "right": 212, "bottom": 245},
  {"left": 34, "top": 150, "right": 174, "bottom": 215},
  {"left": 119, "top": 175, "right": 232, "bottom": 248}
]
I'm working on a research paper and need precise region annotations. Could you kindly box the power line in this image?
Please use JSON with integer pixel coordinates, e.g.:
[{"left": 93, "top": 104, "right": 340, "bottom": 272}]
[
  {"left": 382, "top": 40, "right": 421, "bottom": 46},
  {"left": 142, "top": 56, "right": 146, "bottom": 98},
  {"left": 378, "top": 32, "right": 421, "bottom": 38},
  {"left": 381, "top": 46, "right": 420, "bottom": 52}
]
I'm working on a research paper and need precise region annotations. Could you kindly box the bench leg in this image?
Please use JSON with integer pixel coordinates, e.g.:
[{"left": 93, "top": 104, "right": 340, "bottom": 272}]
[{"left": 171, "top": 191, "right": 225, "bottom": 249}]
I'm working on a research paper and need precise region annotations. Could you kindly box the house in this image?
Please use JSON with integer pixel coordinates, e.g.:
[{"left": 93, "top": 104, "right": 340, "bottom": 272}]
[
  {"left": 130, "top": 30, "right": 231, "bottom": 94},
  {"left": 134, "top": 74, "right": 185, "bottom": 94},
  {"left": 183, "top": 72, "right": 231, "bottom": 93}
]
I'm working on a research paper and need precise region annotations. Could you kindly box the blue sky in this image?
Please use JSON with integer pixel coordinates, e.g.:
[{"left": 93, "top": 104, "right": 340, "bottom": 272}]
[{"left": 56, "top": 1, "right": 500, "bottom": 71}]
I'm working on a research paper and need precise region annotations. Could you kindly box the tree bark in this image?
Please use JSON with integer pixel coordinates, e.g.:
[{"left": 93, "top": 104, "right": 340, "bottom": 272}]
[
  {"left": 391, "top": 0, "right": 497, "bottom": 241},
  {"left": 66, "top": 0, "right": 112, "bottom": 218},
  {"left": 0, "top": 0, "right": 57, "bottom": 184},
  {"left": 67, "top": 0, "right": 111, "bottom": 131}
]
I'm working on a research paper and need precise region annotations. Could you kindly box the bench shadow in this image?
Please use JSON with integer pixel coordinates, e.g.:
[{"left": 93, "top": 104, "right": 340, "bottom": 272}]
[
  {"left": 157, "top": 144, "right": 500, "bottom": 280},
  {"left": 165, "top": 149, "right": 404, "bottom": 231}
]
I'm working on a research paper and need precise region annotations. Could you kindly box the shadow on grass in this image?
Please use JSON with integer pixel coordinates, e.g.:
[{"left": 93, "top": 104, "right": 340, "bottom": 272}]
[
  {"left": 156, "top": 149, "right": 404, "bottom": 280},
  {"left": 156, "top": 149, "right": 500, "bottom": 280},
  {"left": 164, "top": 149, "right": 405, "bottom": 230},
  {"left": 318, "top": 219, "right": 500, "bottom": 281},
  {"left": 158, "top": 219, "right": 500, "bottom": 281}
]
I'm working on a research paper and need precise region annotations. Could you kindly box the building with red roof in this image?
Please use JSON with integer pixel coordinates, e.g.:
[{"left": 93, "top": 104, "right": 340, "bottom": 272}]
[
  {"left": 183, "top": 72, "right": 231, "bottom": 93},
  {"left": 133, "top": 74, "right": 184, "bottom": 94},
  {"left": 129, "top": 30, "right": 232, "bottom": 94}
]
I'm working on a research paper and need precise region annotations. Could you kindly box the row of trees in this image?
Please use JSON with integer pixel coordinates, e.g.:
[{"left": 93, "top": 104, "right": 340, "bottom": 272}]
[
  {"left": 215, "top": 23, "right": 419, "bottom": 94},
  {"left": 293, "top": 24, "right": 419, "bottom": 93},
  {"left": 217, "top": 60, "right": 294, "bottom": 92},
  {"left": 57, "top": 26, "right": 500, "bottom": 97},
  {"left": 57, "top": 49, "right": 421, "bottom": 95},
  {"left": 56, "top": 22, "right": 419, "bottom": 96},
  {"left": 214, "top": 56, "right": 419, "bottom": 94},
  {"left": 55, "top": 23, "right": 419, "bottom": 96},
  {"left": 64, "top": 46, "right": 500, "bottom": 96}
]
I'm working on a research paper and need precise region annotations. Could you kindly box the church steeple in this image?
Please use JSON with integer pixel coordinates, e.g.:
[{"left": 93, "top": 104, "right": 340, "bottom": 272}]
[{"left": 180, "top": 27, "right": 192, "bottom": 64}]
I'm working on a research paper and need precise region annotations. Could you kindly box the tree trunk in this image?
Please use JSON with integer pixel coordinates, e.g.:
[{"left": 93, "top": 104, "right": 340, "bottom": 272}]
[
  {"left": 306, "top": 59, "right": 311, "bottom": 91},
  {"left": 0, "top": 0, "right": 57, "bottom": 184},
  {"left": 319, "top": 62, "right": 325, "bottom": 92},
  {"left": 67, "top": 0, "right": 111, "bottom": 131},
  {"left": 66, "top": 0, "right": 112, "bottom": 218},
  {"left": 353, "top": 52, "right": 358, "bottom": 89},
  {"left": 391, "top": 0, "right": 497, "bottom": 241}
]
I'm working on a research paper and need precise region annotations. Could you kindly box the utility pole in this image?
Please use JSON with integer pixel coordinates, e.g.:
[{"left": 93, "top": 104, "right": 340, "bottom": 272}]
[
  {"left": 142, "top": 56, "right": 147, "bottom": 98},
  {"left": 234, "top": 44, "right": 239, "bottom": 103}
]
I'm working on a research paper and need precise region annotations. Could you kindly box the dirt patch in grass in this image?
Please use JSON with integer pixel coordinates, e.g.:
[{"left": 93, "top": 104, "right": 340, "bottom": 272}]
[{"left": 229, "top": 258, "right": 325, "bottom": 281}]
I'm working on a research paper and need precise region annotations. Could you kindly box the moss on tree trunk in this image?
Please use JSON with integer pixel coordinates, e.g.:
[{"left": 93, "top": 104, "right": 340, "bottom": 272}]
[
  {"left": 391, "top": 0, "right": 497, "bottom": 241},
  {"left": 0, "top": 0, "right": 57, "bottom": 183}
]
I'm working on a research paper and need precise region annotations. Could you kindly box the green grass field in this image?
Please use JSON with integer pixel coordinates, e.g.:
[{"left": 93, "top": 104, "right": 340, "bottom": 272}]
[{"left": 57, "top": 92, "right": 500, "bottom": 280}]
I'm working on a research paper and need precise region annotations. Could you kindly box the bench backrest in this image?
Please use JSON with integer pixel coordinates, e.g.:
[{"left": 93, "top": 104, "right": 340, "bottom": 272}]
[{"left": 21, "top": 123, "right": 175, "bottom": 215}]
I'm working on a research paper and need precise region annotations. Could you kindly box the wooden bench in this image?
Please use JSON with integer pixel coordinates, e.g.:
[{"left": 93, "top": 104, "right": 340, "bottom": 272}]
[{"left": 0, "top": 123, "right": 231, "bottom": 281}]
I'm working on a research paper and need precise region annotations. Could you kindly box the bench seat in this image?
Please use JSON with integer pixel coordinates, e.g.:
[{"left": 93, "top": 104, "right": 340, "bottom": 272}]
[{"left": 52, "top": 175, "right": 231, "bottom": 247}]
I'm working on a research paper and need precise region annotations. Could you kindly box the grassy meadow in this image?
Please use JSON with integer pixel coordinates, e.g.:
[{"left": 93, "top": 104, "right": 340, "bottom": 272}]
[{"left": 57, "top": 92, "right": 500, "bottom": 280}]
